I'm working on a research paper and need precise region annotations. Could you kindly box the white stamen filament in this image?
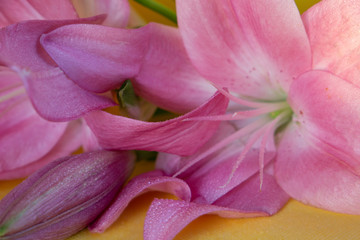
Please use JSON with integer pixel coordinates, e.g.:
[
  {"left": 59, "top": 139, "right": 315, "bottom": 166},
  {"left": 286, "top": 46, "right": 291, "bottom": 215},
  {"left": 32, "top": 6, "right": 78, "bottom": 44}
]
[
  {"left": 173, "top": 117, "right": 270, "bottom": 177},
  {"left": 183, "top": 101, "right": 289, "bottom": 122},
  {"left": 0, "top": 86, "right": 26, "bottom": 103}
]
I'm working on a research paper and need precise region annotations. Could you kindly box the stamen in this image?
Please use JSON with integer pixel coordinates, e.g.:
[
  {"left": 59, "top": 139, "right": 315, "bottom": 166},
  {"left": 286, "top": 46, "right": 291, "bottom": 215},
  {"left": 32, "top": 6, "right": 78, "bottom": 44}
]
[
  {"left": 211, "top": 83, "right": 287, "bottom": 109},
  {"left": 220, "top": 122, "right": 270, "bottom": 188},
  {"left": 0, "top": 87, "right": 26, "bottom": 103},
  {"left": 183, "top": 102, "right": 289, "bottom": 122},
  {"left": 173, "top": 117, "right": 269, "bottom": 177},
  {"left": 258, "top": 110, "right": 292, "bottom": 190},
  {"left": 221, "top": 110, "right": 292, "bottom": 189}
]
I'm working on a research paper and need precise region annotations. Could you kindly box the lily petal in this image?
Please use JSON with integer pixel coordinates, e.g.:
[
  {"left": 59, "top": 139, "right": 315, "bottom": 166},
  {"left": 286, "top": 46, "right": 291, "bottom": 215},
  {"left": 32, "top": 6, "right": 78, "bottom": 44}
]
[
  {"left": 0, "top": 18, "right": 115, "bottom": 121},
  {"left": 302, "top": 0, "right": 360, "bottom": 86},
  {"left": 133, "top": 23, "right": 216, "bottom": 113},
  {"left": 84, "top": 92, "right": 228, "bottom": 156},
  {"left": 0, "top": 0, "right": 77, "bottom": 27},
  {"left": 72, "top": 0, "right": 130, "bottom": 28},
  {"left": 41, "top": 23, "right": 215, "bottom": 113},
  {"left": 0, "top": 99, "right": 67, "bottom": 174},
  {"left": 276, "top": 122, "right": 360, "bottom": 214},
  {"left": 177, "top": 0, "right": 311, "bottom": 100},
  {"left": 0, "top": 119, "right": 83, "bottom": 179},
  {"left": 144, "top": 171, "right": 288, "bottom": 240},
  {"left": 276, "top": 70, "right": 360, "bottom": 214},
  {"left": 90, "top": 170, "right": 191, "bottom": 233},
  {"left": 40, "top": 24, "right": 148, "bottom": 93},
  {"left": 288, "top": 70, "right": 360, "bottom": 176}
]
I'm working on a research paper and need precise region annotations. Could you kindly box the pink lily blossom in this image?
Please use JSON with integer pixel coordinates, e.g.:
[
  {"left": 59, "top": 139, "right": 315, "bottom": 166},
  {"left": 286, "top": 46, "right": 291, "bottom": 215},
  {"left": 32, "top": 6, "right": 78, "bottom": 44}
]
[
  {"left": 0, "top": 0, "right": 134, "bottom": 179},
  {"left": 39, "top": 0, "right": 360, "bottom": 238}
]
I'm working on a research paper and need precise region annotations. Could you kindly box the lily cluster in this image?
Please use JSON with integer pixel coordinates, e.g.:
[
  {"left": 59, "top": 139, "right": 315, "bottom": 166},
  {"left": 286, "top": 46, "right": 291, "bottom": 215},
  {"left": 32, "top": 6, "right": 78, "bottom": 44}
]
[{"left": 0, "top": 0, "right": 359, "bottom": 240}]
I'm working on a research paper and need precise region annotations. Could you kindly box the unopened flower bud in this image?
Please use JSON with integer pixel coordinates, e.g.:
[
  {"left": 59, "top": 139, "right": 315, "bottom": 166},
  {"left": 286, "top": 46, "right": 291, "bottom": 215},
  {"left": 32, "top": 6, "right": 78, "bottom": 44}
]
[{"left": 0, "top": 150, "right": 134, "bottom": 240}]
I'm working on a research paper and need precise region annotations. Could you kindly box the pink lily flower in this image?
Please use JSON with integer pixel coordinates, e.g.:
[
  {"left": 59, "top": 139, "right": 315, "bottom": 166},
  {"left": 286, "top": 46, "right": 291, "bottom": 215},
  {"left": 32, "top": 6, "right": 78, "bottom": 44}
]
[
  {"left": 174, "top": 0, "right": 360, "bottom": 215},
  {"left": 39, "top": 0, "right": 360, "bottom": 237},
  {"left": 0, "top": 0, "right": 134, "bottom": 179}
]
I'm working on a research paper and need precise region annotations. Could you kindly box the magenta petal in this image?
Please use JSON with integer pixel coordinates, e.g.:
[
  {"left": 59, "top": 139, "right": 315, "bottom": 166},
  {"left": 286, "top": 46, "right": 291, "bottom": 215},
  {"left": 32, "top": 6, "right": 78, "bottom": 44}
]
[
  {"left": 90, "top": 170, "right": 191, "bottom": 232},
  {"left": 276, "top": 122, "right": 360, "bottom": 214},
  {"left": 0, "top": 18, "right": 115, "bottom": 121},
  {"left": 177, "top": 0, "right": 311, "bottom": 99},
  {"left": 24, "top": 67, "right": 115, "bottom": 121},
  {"left": 186, "top": 141, "right": 276, "bottom": 204},
  {"left": 302, "top": 0, "right": 360, "bottom": 86},
  {"left": 144, "top": 198, "right": 266, "bottom": 240},
  {"left": 133, "top": 23, "right": 216, "bottom": 113},
  {"left": 0, "top": 0, "right": 77, "bottom": 27},
  {"left": 214, "top": 171, "right": 289, "bottom": 215},
  {"left": 144, "top": 171, "right": 288, "bottom": 240},
  {"left": 85, "top": 92, "right": 229, "bottom": 155},
  {"left": 41, "top": 24, "right": 148, "bottom": 93}
]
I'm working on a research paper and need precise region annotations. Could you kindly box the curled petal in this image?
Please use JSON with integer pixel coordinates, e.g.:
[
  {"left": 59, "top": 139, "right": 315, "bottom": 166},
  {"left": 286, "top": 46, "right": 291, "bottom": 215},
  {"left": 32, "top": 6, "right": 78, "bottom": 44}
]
[
  {"left": 0, "top": 0, "right": 77, "bottom": 27},
  {"left": 302, "top": 0, "right": 360, "bottom": 86},
  {"left": 144, "top": 172, "right": 288, "bottom": 240},
  {"left": 144, "top": 198, "right": 264, "bottom": 240},
  {"left": 90, "top": 170, "right": 191, "bottom": 233},
  {"left": 84, "top": 92, "right": 229, "bottom": 156},
  {"left": 40, "top": 24, "right": 148, "bottom": 93},
  {"left": 23, "top": 67, "right": 114, "bottom": 121},
  {"left": 0, "top": 18, "right": 115, "bottom": 121},
  {"left": 177, "top": 0, "right": 311, "bottom": 99},
  {"left": 41, "top": 23, "right": 215, "bottom": 113}
]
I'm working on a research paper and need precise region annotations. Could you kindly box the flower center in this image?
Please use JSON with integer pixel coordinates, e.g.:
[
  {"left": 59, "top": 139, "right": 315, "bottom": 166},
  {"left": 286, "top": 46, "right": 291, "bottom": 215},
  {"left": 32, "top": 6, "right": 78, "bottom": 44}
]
[{"left": 176, "top": 88, "right": 293, "bottom": 189}]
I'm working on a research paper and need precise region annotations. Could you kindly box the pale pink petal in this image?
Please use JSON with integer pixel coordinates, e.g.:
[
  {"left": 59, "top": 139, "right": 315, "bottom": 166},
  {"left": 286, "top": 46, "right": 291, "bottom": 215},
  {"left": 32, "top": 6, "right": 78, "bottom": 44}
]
[
  {"left": 0, "top": 0, "right": 77, "bottom": 27},
  {"left": 302, "top": 0, "right": 360, "bottom": 86},
  {"left": 84, "top": 92, "right": 228, "bottom": 156},
  {"left": 177, "top": 0, "right": 311, "bottom": 99},
  {"left": 276, "top": 122, "right": 360, "bottom": 214},
  {"left": 0, "top": 18, "right": 114, "bottom": 121},
  {"left": 133, "top": 23, "right": 216, "bottom": 114},
  {"left": 89, "top": 170, "right": 191, "bottom": 232},
  {"left": 72, "top": 0, "right": 130, "bottom": 28},
  {"left": 0, "top": 99, "right": 67, "bottom": 174},
  {"left": 40, "top": 24, "right": 148, "bottom": 93},
  {"left": 0, "top": 119, "right": 83, "bottom": 180},
  {"left": 288, "top": 70, "right": 360, "bottom": 176},
  {"left": 144, "top": 199, "right": 265, "bottom": 240}
]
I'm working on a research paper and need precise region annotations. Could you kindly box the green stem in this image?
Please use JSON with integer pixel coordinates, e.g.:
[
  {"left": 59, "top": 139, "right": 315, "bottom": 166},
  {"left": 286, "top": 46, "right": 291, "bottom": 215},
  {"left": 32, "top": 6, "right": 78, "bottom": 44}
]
[{"left": 134, "top": 0, "right": 177, "bottom": 24}]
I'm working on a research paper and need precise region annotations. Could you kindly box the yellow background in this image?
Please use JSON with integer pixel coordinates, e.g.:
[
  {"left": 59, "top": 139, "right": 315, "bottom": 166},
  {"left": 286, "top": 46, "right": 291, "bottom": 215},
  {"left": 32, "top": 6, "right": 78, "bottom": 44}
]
[{"left": 3, "top": 0, "right": 360, "bottom": 239}]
